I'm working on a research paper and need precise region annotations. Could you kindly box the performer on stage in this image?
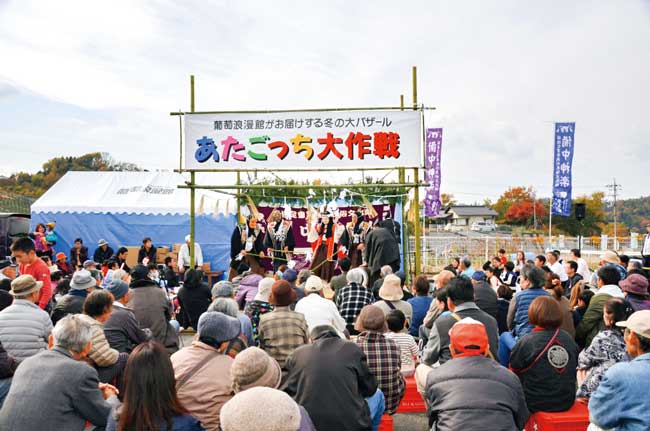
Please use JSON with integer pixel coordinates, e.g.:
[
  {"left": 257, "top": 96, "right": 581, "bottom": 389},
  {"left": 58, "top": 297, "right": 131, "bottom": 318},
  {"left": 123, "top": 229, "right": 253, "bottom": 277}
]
[
  {"left": 309, "top": 210, "right": 344, "bottom": 282},
  {"left": 229, "top": 215, "right": 265, "bottom": 280},
  {"left": 264, "top": 207, "right": 295, "bottom": 272},
  {"left": 338, "top": 210, "right": 371, "bottom": 269}
]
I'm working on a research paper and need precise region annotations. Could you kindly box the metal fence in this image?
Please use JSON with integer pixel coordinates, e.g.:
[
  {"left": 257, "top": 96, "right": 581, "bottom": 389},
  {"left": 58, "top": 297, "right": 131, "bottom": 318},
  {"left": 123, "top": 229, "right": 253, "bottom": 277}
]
[{"left": 407, "top": 234, "right": 644, "bottom": 274}]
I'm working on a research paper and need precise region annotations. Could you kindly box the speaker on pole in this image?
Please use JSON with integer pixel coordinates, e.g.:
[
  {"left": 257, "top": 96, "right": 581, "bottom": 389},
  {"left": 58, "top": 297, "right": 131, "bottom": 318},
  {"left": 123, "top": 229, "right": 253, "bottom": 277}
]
[{"left": 575, "top": 203, "right": 586, "bottom": 221}]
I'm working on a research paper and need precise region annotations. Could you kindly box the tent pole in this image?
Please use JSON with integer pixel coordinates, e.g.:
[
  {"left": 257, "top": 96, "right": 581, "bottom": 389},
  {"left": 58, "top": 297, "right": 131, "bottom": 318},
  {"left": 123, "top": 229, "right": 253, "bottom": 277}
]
[{"left": 399, "top": 94, "right": 409, "bottom": 283}]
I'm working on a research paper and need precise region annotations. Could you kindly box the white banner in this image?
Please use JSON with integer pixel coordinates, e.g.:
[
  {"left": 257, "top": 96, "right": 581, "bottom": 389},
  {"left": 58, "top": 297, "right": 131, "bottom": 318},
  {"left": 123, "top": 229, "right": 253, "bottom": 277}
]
[{"left": 184, "top": 110, "right": 422, "bottom": 170}]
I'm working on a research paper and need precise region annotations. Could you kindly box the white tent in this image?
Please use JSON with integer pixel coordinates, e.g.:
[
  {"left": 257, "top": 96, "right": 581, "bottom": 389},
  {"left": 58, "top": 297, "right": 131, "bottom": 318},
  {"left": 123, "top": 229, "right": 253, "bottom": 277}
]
[{"left": 31, "top": 171, "right": 237, "bottom": 270}]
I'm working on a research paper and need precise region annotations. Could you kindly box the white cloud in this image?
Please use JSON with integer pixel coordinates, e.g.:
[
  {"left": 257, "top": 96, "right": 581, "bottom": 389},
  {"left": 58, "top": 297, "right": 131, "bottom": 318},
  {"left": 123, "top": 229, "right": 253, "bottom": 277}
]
[{"left": 0, "top": 0, "right": 649, "bottom": 201}]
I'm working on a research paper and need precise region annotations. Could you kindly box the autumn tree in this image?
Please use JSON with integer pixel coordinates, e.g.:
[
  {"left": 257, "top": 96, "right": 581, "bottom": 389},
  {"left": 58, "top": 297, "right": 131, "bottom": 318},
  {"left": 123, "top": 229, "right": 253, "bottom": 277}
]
[
  {"left": 505, "top": 200, "right": 547, "bottom": 225},
  {"left": 493, "top": 186, "right": 537, "bottom": 224},
  {"left": 550, "top": 192, "right": 608, "bottom": 236}
]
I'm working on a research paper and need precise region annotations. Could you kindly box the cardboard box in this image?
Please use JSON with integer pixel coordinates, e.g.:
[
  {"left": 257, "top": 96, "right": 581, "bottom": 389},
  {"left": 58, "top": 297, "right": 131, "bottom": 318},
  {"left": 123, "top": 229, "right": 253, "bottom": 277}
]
[
  {"left": 125, "top": 246, "right": 140, "bottom": 269},
  {"left": 172, "top": 243, "right": 182, "bottom": 253},
  {"left": 201, "top": 262, "right": 211, "bottom": 272},
  {"left": 156, "top": 246, "right": 170, "bottom": 264}
]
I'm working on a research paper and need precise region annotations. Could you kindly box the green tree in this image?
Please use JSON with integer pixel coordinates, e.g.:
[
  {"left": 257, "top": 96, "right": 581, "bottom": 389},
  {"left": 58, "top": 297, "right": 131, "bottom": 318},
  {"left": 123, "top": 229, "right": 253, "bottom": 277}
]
[{"left": 551, "top": 192, "right": 607, "bottom": 236}]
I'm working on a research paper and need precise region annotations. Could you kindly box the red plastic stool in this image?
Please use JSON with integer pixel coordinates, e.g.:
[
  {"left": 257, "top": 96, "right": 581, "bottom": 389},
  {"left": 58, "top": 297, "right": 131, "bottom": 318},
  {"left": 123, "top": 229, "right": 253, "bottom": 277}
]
[
  {"left": 523, "top": 402, "right": 590, "bottom": 431},
  {"left": 377, "top": 414, "right": 394, "bottom": 431},
  {"left": 397, "top": 375, "right": 427, "bottom": 413}
]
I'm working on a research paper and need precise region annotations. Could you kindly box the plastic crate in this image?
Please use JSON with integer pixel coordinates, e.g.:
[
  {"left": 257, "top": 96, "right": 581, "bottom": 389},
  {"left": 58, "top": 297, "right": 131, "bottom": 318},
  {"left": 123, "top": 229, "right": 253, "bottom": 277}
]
[
  {"left": 524, "top": 402, "right": 590, "bottom": 431},
  {"left": 396, "top": 376, "right": 427, "bottom": 413},
  {"left": 377, "top": 414, "right": 394, "bottom": 431}
]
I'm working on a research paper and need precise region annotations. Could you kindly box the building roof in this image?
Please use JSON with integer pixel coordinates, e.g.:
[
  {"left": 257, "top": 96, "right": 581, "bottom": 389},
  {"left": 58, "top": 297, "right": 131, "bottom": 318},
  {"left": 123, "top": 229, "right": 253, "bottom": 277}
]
[{"left": 447, "top": 205, "right": 498, "bottom": 217}]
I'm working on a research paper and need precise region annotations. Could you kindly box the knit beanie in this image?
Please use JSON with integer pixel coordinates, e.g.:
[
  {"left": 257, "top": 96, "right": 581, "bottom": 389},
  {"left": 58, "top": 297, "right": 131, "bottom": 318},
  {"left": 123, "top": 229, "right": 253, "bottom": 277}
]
[
  {"left": 220, "top": 387, "right": 301, "bottom": 431},
  {"left": 230, "top": 347, "right": 281, "bottom": 393}
]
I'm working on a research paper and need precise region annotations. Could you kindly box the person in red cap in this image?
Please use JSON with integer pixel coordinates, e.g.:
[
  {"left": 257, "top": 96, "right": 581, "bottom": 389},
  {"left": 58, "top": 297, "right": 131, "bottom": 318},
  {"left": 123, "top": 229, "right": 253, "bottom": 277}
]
[{"left": 425, "top": 317, "right": 529, "bottom": 431}]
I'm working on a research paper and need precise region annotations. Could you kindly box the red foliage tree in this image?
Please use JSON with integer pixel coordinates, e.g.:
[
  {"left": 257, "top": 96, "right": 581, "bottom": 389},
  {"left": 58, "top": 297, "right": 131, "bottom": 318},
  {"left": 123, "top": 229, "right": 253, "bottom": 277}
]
[{"left": 505, "top": 201, "right": 547, "bottom": 225}]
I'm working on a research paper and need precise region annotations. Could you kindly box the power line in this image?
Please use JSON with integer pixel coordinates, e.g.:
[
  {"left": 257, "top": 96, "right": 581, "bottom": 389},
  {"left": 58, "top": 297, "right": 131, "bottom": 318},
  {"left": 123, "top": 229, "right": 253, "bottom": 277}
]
[{"left": 605, "top": 178, "right": 622, "bottom": 249}]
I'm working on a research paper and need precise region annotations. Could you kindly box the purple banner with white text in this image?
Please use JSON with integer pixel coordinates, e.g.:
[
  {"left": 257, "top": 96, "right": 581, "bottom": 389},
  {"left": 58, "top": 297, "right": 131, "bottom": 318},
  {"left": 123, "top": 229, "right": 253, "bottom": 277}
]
[{"left": 424, "top": 128, "right": 443, "bottom": 217}]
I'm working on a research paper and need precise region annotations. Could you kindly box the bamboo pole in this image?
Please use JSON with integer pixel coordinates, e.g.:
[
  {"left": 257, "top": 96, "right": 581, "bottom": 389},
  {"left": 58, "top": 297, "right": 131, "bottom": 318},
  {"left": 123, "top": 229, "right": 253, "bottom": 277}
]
[
  {"left": 170, "top": 106, "right": 436, "bottom": 116},
  {"left": 189, "top": 75, "right": 196, "bottom": 267},
  {"left": 174, "top": 167, "right": 419, "bottom": 173},
  {"left": 399, "top": 93, "right": 409, "bottom": 282},
  {"left": 413, "top": 66, "right": 422, "bottom": 275},
  {"left": 179, "top": 182, "right": 426, "bottom": 190}
]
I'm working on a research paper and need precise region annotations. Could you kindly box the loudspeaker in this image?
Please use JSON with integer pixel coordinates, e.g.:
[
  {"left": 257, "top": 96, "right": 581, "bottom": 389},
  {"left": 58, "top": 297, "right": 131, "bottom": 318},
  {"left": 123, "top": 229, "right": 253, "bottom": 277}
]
[{"left": 575, "top": 203, "right": 586, "bottom": 221}]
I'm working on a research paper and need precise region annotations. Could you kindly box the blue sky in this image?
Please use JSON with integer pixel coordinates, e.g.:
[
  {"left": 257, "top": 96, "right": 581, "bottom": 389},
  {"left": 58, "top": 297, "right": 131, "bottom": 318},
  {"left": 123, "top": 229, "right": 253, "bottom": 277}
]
[{"left": 1, "top": 0, "right": 649, "bottom": 202}]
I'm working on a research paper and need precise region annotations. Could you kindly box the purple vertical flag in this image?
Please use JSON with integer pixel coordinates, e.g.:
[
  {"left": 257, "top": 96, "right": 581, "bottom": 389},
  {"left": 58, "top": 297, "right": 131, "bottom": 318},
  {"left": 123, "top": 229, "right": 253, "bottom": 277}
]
[
  {"left": 424, "top": 128, "right": 443, "bottom": 217},
  {"left": 551, "top": 122, "right": 575, "bottom": 216}
]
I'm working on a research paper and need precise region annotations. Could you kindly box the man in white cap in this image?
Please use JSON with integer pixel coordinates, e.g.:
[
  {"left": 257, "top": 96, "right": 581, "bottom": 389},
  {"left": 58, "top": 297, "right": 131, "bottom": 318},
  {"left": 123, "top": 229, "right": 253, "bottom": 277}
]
[
  {"left": 178, "top": 234, "right": 203, "bottom": 274},
  {"left": 51, "top": 270, "right": 96, "bottom": 325},
  {"left": 0, "top": 275, "right": 52, "bottom": 361},
  {"left": 295, "top": 276, "right": 347, "bottom": 337},
  {"left": 589, "top": 310, "right": 650, "bottom": 431}
]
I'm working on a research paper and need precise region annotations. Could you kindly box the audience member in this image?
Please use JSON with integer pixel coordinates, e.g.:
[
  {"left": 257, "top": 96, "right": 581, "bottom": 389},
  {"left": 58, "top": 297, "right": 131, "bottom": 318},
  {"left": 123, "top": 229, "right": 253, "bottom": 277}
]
[
  {"left": 576, "top": 265, "right": 624, "bottom": 348},
  {"left": 354, "top": 305, "right": 405, "bottom": 415},
  {"left": 371, "top": 265, "right": 393, "bottom": 300},
  {"left": 178, "top": 235, "right": 203, "bottom": 273},
  {"left": 330, "top": 257, "right": 351, "bottom": 299},
  {"left": 283, "top": 325, "right": 382, "bottom": 431},
  {"left": 385, "top": 310, "right": 419, "bottom": 376},
  {"left": 79, "top": 290, "right": 129, "bottom": 386},
  {"left": 498, "top": 264, "right": 550, "bottom": 366},
  {"left": 258, "top": 280, "right": 309, "bottom": 370},
  {"left": 0, "top": 275, "right": 52, "bottom": 360},
  {"left": 112, "top": 247, "right": 131, "bottom": 273},
  {"left": 163, "top": 256, "right": 180, "bottom": 289},
  {"left": 11, "top": 238, "right": 53, "bottom": 311},
  {"left": 374, "top": 274, "right": 413, "bottom": 331},
  {"left": 0, "top": 339, "right": 17, "bottom": 407},
  {"left": 211, "top": 281, "right": 254, "bottom": 346},
  {"left": 510, "top": 296, "right": 578, "bottom": 413},
  {"left": 471, "top": 271, "right": 499, "bottom": 319},
  {"left": 127, "top": 264, "right": 179, "bottom": 354},
  {"left": 93, "top": 239, "right": 114, "bottom": 268},
  {"left": 171, "top": 311, "right": 240, "bottom": 431},
  {"left": 565, "top": 260, "right": 583, "bottom": 298},
  {"left": 70, "top": 238, "right": 89, "bottom": 270},
  {"left": 55, "top": 251, "right": 74, "bottom": 276},
  {"left": 0, "top": 315, "right": 119, "bottom": 430},
  {"left": 422, "top": 270, "right": 455, "bottom": 329},
  {"left": 421, "top": 276, "right": 499, "bottom": 368},
  {"left": 221, "top": 387, "right": 316, "bottom": 431},
  {"left": 177, "top": 269, "right": 212, "bottom": 330},
  {"left": 620, "top": 273, "right": 650, "bottom": 312},
  {"left": 589, "top": 310, "right": 650, "bottom": 431},
  {"left": 295, "top": 275, "right": 346, "bottom": 335},
  {"left": 51, "top": 269, "right": 95, "bottom": 325},
  {"left": 235, "top": 271, "right": 263, "bottom": 310},
  {"left": 230, "top": 346, "right": 281, "bottom": 392},
  {"left": 425, "top": 317, "right": 529, "bottom": 431},
  {"left": 137, "top": 237, "right": 157, "bottom": 265},
  {"left": 577, "top": 297, "right": 630, "bottom": 400},
  {"left": 496, "top": 284, "right": 513, "bottom": 334},
  {"left": 544, "top": 273, "right": 576, "bottom": 337},
  {"left": 407, "top": 275, "right": 433, "bottom": 337},
  {"left": 569, "top": 248, "right": 591, "bottom": 281},
  {"left": 547, "top": 251, "right": 568, "bottom": 283},
  {"left": 459, "top": 258, "right": 475, "bottom": 278},
  {"left": 104, "top": 279, "right": 151, "bottom": 353},
  {"left": 282, "top": 269, "right": 304, "bottom": 305},
  {"left": 244, "top": 277, "right": 274, "bottom": 346},
  {"left": 335, "top": 268, "right": 374, "bottom": 335},
  {"left": 107, "top": 341, "right": 203, "bottom": 431}
]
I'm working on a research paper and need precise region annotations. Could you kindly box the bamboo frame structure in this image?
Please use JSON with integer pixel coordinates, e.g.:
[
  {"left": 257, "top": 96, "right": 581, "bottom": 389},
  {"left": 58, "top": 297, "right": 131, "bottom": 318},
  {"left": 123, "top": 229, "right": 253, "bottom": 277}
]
[{"left": 177, "top": 67, "right": 428, "bottom": 277}]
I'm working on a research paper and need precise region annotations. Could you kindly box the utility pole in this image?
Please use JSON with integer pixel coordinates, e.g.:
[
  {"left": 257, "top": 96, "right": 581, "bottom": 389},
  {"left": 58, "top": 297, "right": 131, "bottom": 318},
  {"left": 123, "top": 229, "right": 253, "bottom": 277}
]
[{"left": 606, "top": 178, "right": 622, "bottom": 251}]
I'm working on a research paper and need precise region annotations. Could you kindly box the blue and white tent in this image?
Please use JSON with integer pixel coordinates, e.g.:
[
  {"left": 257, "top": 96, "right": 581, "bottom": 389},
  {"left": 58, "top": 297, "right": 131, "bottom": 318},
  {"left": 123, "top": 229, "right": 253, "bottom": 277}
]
[{"left": 30, "top": 171, "right": 237, "bottom": 271}]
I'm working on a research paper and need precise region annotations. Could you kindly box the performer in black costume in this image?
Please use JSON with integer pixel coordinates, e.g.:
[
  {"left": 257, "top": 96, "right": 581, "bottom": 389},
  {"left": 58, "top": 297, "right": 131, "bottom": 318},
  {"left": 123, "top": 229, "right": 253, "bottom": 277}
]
[
  {"left": 338, "top": 210, "right": 371, "bottom": 269},
  {"left": 229, "top": 215, "right": 265, "bottom": 280},
  {"left": 264, "top": 208, "right": 295, "bottom": 272}
]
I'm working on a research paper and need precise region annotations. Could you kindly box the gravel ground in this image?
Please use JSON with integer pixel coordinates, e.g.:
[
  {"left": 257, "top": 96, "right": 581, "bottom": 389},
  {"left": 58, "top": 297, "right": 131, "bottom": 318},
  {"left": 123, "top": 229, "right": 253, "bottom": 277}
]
[{"left": 393, "top": 413, "right": 429, "bottom": 431}]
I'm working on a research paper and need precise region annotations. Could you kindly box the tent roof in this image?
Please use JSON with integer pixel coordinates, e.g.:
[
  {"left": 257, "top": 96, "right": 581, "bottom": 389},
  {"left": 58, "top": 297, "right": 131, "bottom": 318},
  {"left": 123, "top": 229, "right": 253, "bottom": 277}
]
[{"left": 31, "top": 171, "right": 236, "bottom": 216}]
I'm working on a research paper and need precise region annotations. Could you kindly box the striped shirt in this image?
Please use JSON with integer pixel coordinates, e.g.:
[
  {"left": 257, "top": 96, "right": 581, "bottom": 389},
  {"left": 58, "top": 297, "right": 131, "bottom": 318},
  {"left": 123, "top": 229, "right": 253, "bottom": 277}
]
[{"left": 385, "top": 332, "right": 419, "bottom": 368}]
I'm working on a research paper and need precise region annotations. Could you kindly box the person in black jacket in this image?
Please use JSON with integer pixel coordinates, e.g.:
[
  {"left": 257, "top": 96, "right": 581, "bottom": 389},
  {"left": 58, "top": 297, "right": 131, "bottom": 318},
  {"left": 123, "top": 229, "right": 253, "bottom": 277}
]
[
  {"left": 104, "top": 279, "right": 151, "bottom": 353},
  {"left": 50, "top": 270, "right": 96, "bottom": 326},
  {"left": 177, "top": 269, "right": 212, "bottom": 330},
  {"left": 282, "top": 325, "right": 382, "bottom": 431},
  {"left": 69, "top": 238, "right": 89, "bottom": 270},
  {"left": 510, "top": 296, "right": 578, "bottom": 413},
  {"left": 93, "top": 239, "right": 114, "bottom": 268},
  {"left": 0, "top": 338, "right": 18, "bottom": 406},
  {"left": 137, "top": 237, "right": 157, "bottom": 265},
  {"left": 471, "top": 271, "right": 499, "bottom": 319},
  {"left": 163, "top": 256, "right": 180, "bottom": 289},
  {"left": 111, "top": 247, "right": 131, "bottom": 274}
]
